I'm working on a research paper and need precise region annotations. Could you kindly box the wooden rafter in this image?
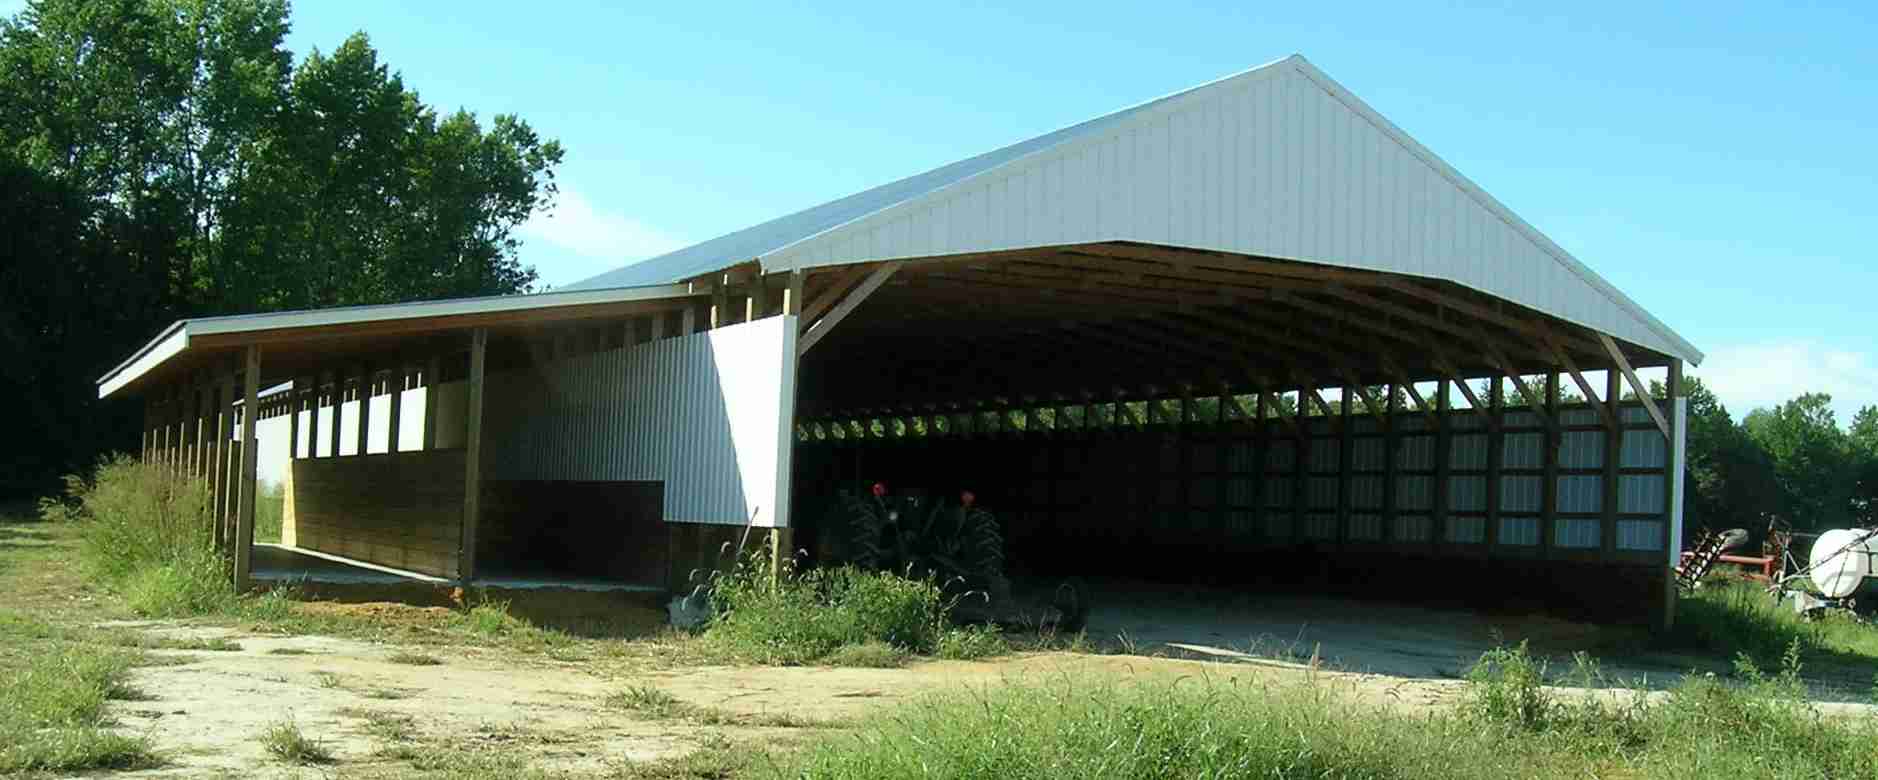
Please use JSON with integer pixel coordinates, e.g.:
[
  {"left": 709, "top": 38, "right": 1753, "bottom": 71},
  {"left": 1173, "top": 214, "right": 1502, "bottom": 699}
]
[
  {"left": 799, "top": 262, "right": 901, "bottom": 355},
  {"left": 1484, "top": 347, "right": 1554, "bottom": 429},
  {"left": 1599, "top": 333, "right": 1670, "bottom": 439},
  {"left": 1540, "top": 327, "right": 1619, "bottom": 430}
]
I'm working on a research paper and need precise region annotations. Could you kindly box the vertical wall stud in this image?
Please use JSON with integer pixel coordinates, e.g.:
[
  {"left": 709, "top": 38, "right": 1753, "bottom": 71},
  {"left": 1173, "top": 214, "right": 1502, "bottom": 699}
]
[
  {"left": 458, "top": 329, "right": 488, "bottom": 583},
  {"left": 233, "top": 345, "right": 261, "bottom": 590}
]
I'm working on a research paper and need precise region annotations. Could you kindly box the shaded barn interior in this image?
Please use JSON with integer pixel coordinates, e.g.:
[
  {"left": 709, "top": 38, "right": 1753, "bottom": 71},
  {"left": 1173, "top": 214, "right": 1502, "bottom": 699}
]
[{"left": 788, "top": 245, "right": 1683, "bottom": 624}]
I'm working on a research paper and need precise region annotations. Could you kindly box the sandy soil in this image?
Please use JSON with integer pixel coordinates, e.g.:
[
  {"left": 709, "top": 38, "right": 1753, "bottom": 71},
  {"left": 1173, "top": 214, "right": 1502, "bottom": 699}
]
[
  {"left": 101, "top": 621, "right": 1469, "bottom": 778},
  {"left": 98, "top": 593, "right": 1878, "bottom": 778}
]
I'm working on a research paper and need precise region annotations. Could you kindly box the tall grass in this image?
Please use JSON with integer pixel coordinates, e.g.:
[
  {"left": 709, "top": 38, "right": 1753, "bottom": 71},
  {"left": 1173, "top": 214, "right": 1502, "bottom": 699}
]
[
  {"left": 1672, "top": 576, "right": 1878, "bottom": 666},
  {"left": 704, "top": 547, "right": 1007, "bottom": 665},
  {"left": 790, "top": 643, "right": 1878, "bottom": 779},
  {"left": 45, "top": 456, "right": 237, "bottom": 617},
  {"left": 0, "top": 641, "right": 157, "bottom": 772}
]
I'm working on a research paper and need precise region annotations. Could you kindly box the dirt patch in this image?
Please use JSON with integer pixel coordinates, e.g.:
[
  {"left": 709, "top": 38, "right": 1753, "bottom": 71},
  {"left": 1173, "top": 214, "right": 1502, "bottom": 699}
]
[{"left": 110, "top": 627, "right": 702, "bottom": 778}]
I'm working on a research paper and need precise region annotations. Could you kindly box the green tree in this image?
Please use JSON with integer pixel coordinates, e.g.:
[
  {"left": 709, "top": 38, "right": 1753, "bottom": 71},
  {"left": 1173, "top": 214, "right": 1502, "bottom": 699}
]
[
  {"left": 0, "top": 0, "right": 561, "bottom": 495},
  {"left": 1743, "top": 393, "right": 1855, "bottom": 530}
]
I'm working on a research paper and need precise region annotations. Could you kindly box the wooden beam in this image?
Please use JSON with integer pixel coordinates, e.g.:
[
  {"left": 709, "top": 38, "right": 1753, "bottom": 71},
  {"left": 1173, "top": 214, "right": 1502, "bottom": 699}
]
[
  {"left": 387, "top": 365, "right": 404, "bottom": 453},
  {"left": 1433, "top": 358, "right": 1494, "bottom": 425},
  {"left": 326, "top": 369, "right": 343, "bottom": 458},
  {"left": 286, "top": 381, "right": 300, "bottom": 460},
  {"left": 459, "top": 328, "right": 488, "bottom": 584},
  {"left": 1599, "top": 333, "right": 1670, "bottom": 440},
  {"left": 1484, "top": 348, "right": 1553, "bottom": 429},
  {"left": 356, "top": 362, "right": 373, "bottom": 455},
  {"left": 799, "top": 264, "right": 872, "bottom": 326},
  {"left": 799, "top": 262, "right": 901, "bottom": 355},
  {"left": 1542, "top": 329, "right": 1619, "bottom": 430},
  {"left": 233, "top": 345, "right": 260, "bottom": 591},
  {"left": 422, "top": 357, "right": 441, "bottom": 451}
]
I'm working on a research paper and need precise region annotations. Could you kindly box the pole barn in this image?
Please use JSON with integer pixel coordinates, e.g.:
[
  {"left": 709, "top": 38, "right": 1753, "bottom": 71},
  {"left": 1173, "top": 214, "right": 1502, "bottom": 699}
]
[{"left": 99, "top": 55, "right": 1698, "bottom": 628}]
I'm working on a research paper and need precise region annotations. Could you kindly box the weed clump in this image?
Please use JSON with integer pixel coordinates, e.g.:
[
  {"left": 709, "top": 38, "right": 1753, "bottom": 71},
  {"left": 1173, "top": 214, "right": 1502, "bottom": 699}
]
[
  {"left": 703, "top": 544, "right": 994, "bottom": 665},
  {"left": 46, "top": 457, "right": 251, "bottom": 617},
  {"left": 260, "top": 718, "right": 334, "bottom": 764}
]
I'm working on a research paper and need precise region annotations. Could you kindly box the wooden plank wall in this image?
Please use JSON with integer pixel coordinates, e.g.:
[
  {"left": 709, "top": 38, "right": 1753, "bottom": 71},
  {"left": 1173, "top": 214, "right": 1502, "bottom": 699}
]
[{"left": 287, "top": 449, "right": 468, "bottom": 579}]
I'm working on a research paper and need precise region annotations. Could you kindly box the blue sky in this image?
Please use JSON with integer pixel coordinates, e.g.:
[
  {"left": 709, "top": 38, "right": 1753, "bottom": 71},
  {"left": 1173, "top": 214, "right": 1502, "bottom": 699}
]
[{"left": 8, "top": 1, "right": 1873, "bottom": 421}]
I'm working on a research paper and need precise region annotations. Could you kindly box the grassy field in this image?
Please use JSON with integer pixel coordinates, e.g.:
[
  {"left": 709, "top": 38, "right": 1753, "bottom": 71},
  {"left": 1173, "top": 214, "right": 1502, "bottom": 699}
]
[{"left": 11, "top": 462, "right": 1878, "bottom": 778}]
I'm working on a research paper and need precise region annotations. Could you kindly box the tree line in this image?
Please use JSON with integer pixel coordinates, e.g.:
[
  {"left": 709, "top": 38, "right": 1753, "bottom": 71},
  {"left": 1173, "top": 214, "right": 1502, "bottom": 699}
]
[{"left": 0, "top": 0, "right": 562, "bottom": 495}]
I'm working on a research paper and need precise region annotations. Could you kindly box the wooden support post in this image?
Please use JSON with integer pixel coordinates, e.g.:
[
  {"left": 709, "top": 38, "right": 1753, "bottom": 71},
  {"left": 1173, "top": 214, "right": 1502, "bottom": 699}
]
[
  {"left": 356, "top": 363, "right": 373, "bottom": 455},
  {"left": 1486, "top": 377, "right": 1504, "bottom": 550},
  {"left": 1602, "top": 368, "right": 1623, "bottom": 559},
  {"left": 681, "top": 306, "right": 698, "bottom": 335},
  {"left": 1382, "top": 384, "right": 1398, "bottom": 544},
  {"left": 1541, "top": 372, "right": 1560, "bottom": 557},
  {"left": 326, "top": 369, "right": 342, "bottom": 459},
  {"left": 650, "top": 312, "right": 667, "bottom": 341},
  {"left": 1337, "top": 388, "right": 1353, "bottom": 545},
  {"left": 1292, "top": 386, "right": 1310, "bottom": 545},
  {"left": 423, "top": 357, "right": 442, "bottom": 451},
  {"left": 213, "top": 379, "right": 233, "bottom": 549},
  {"left": 300, "top": 376, "right": 317, "bottom": 459},
  {"left": 1251, "top": 390, "right": 1269, "bottom": 543},
  {"left": 771, "top": 271, "right": 805, "bottom": 580},
  {"left": 233, "top": 345, "right": 260, "bottom": 591},
  {"left": 459, "top": 329, "right": 488, "bottom": 584},
  {"left": 1434, "top": 379, "right": 1452, "bottom": 549},
  {"left": 387, "top": 365, "right": 404, "bottom": 453},
  {"left": 286, "top": 383, "right": 300, "bottom": 460},
  {"left": 1663, "top": 359, "right": 1684, "bottom": 631}
]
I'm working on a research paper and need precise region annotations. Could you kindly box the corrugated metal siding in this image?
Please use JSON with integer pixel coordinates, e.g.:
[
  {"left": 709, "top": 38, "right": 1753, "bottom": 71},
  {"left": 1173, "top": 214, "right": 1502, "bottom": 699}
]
[
  {"left": 1446, "top": 517, "right": 1486, "bottom": 544},
  {"left": 1559, "top": 431, "right": 1604, "bottom": 469},
  {"left": 1556, "top": 518, "right": 1601, "bottom": 549},
  {"left": 482, "top": 317, "right": 798, "bottom": 527},
  {"left": 1499, "top": 517, "right": 1540, "bottom": 546},
  {"left": 1500, "top": 476, "right": 1544, "bottom": 513},
  {"left": 1557, "top": 475, "right": 1602, "bottom": 513},
  {"left": 1617, "top": 520, "right": 1665, "bottom": 551},
  {"left": 1348, "top": 514, "right": 1383, "bottom": 541},
  {"left": 1394, "top": 515, "right": 1431, "bottom": 542},
  {"left": 752, "top": 62, "right": 1692, "bottom": 361}
]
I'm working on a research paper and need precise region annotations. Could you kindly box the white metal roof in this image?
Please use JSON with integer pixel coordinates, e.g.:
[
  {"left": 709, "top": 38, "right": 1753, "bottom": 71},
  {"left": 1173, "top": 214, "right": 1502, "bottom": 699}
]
[
  {"left": 569, "top": 54, "right": 1700, "bottom": 364},
  {"left": 97, "top": 283, "right": 697, "bottom": 398}
]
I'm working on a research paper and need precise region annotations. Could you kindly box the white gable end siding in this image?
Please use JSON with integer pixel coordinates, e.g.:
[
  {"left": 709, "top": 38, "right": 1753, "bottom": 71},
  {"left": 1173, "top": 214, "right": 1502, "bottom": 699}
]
[{"left": 763, "top": 63, "right": 1686, "bottom": 360}]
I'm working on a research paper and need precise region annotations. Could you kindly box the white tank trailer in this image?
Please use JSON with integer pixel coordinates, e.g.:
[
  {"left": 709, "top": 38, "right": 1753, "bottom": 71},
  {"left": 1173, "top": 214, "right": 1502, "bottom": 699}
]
[{"left": 1807, "top": 528, "right": 1878, "bottom": 601}]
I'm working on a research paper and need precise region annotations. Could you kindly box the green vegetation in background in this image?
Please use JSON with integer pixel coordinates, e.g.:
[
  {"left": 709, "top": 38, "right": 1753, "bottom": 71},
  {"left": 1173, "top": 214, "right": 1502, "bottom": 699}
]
[{"left": 0, "top": 0, "right": 564, "bottom": 497}]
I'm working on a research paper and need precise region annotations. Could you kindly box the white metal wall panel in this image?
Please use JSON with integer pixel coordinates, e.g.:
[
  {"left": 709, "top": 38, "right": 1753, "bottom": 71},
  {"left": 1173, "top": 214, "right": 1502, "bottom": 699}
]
[
  {"left": 1348, "top": 514, "right": 1382, "bottom": 541},
  {"left": 1559, "top": 431, "right": 1604, "bottom": 469},
  {"left": 1499, "top": 517, "right": 1540, "bottom": 546},
  {"left": 1263, "top": 477, "right": 1294, "bottom": 508},
  {"left": 482, "top": 317, "right": 799, "bottom": 528},
  {"left": 1449, "top": 476, "right": 1488, "bottom": 511},
  {"left": 1396, "top": 475, "right": 1434, "bottom": 509},
  {"left": 1557, "top": 475, "right": 1603, "bottom": 513},
  {"left": 1446, "top": 517, "right": 1486, "bottom": 544},
  {"left": 748, "top": 60, "right": 1694, "bottom": 363},
  {"left": 1618, "top": 475, "right": 1665, "bottom": 515},
  {"left": 1500, "top": 475, "right": 1544, "bottom": 513},
  {"left": 1350, "top": 476, "right": 1385, "bottom": 509},
  {"left": 1617, "top": 520, "right": 1666, "bottom": 551},
  {"left": 1397, "top": 435, "right": 1434, "bottom": 469},
  {"left": 1555, "top": 518, "right": 1601, "bottom": 549},
  {"left": 1450, "top": 435, "right": 1489, "bottom": 469},
  {"left": 1502, "top": 433, "right": 1545, "bottom": 469},
  {"left": 1394, "top": 515, "right": 1431, "bottom": 542},
  {"left": 1621, "top": 430, "right": 1668, "bottom": 469}
]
